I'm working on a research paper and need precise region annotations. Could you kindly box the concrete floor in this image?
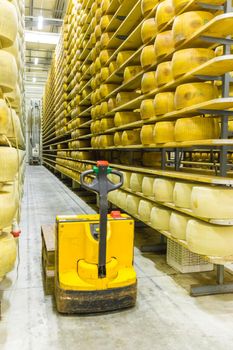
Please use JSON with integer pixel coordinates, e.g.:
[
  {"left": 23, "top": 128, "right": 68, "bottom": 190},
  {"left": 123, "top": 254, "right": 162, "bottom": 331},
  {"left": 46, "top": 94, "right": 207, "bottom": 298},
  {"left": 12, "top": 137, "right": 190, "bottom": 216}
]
[{"left": 1, "top": 166, "right": 233, "bottom": 349}]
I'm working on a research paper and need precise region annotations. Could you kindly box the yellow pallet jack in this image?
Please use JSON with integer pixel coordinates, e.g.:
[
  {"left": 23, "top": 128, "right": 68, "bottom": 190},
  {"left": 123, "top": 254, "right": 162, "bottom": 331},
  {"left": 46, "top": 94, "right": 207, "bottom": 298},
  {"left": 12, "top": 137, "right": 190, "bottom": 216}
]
[{"left": 55, "top": 161, "right": 137, "bottom": 313}]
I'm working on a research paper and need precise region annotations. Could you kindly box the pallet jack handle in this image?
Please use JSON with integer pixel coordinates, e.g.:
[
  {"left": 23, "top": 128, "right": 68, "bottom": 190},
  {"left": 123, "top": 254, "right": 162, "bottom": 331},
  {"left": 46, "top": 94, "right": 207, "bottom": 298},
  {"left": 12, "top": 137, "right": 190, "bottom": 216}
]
[{"left": 80, "top": 161, "right": 123, "bottom": 278}]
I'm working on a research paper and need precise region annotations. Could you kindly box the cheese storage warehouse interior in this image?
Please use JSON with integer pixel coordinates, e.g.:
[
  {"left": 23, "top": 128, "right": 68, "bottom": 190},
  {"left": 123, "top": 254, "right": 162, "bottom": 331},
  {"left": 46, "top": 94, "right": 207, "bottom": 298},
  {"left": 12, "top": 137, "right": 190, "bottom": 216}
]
[{"left": 2, "top": 0, "right": 233, "bottom": 348}]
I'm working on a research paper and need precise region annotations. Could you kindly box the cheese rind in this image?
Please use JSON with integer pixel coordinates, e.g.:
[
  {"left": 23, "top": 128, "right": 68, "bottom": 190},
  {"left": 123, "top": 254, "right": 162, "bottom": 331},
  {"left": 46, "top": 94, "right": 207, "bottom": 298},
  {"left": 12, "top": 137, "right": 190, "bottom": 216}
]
[
  {"left": 150, "top": 205, "right": 171, "bottom": 230},
  {"left": 169, "top": 212, "right": 189, "bottom": 239}
]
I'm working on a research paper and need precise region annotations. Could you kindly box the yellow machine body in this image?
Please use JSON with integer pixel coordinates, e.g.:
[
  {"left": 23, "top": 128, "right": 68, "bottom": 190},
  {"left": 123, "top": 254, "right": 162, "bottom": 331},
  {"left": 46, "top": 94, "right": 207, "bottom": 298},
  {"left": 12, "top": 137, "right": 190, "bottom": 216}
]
[{"left": 55, "top": 213, "right": 137, "bottom": 313}]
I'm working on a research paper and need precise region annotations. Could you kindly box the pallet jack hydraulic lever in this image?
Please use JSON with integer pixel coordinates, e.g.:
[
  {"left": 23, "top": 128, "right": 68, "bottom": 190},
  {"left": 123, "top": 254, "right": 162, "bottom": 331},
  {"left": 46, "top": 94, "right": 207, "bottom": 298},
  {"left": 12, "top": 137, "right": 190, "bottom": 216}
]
[{"left": 80, "top": 161, "right": 123, "bottom": 278}]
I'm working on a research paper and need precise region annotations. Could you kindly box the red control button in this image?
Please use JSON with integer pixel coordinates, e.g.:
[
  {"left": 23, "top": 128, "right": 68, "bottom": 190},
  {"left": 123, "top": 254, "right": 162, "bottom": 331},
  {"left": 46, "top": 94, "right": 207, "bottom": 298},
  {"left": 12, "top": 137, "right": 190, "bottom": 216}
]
[
  {"left": 110, "top": 210, "right": 122, "bottom": 218},
  {"left": 97, "top": 160, "right": 109, "bottom": 167}
]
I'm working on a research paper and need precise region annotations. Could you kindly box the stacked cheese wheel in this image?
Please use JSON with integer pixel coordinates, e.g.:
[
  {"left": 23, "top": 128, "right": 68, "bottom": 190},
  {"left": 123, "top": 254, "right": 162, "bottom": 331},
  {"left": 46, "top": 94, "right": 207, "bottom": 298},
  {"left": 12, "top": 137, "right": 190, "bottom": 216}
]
[{"left": 0, "top": 0, "right": 25, "bottom": 280}]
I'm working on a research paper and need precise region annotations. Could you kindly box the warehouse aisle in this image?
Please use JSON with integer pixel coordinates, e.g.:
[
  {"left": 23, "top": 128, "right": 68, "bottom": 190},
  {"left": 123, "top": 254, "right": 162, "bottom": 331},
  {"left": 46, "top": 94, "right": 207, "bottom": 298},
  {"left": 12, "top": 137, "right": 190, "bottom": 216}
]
[{"left": 1, "top": 166, "right": 233, "bottom": 350}]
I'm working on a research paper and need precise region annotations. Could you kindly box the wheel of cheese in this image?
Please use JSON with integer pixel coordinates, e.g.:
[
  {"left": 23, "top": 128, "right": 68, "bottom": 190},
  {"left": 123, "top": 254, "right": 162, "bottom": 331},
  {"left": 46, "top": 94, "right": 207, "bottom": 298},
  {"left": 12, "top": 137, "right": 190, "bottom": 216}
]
[
  {"left": 0, "top": 147, "right": 23, "bottom": 181},
  {"left": 0, "top": 99, "right": 10, "bottom": 134},
  {"left": 99, "top": 49, "right": 114, "bottom": 65},
  {"left": 6, "top": 109, "right": 25, "bottom": 148},
  {"left": 173, "top": 182, "right": 195, "bottom": 209},
  {"left": 156, "top": 61, "right": 173, "bottom": 87},
  {"left": 109, "top": 61, "right": 117, "bottom": 74},
  {"left": 153, "top": 178, "right": 174, "bottom": 202},
  {"left": 140, "top": 125, "right": 155, "bottom": 145},
  {"left": 172, "top": 11, "right": 214, "bottom": 46},
  {"left": 100, "top": 67, "right": 110, "bottom": 82},
  {"left": 174, "top": 116, "right": 220, "bottom": 141},
  {"left": 100, "top": 118, "right": 114, "bottom": 131},
  {"left": 153, "top": 92, "right": 175, "bottom": 116},
  {"left": 6, "top": 84, "right": 21, "bottom": 109},
  {"left": 130, "top": 173, "right": 144, "bottom": 192},
  {"left": 100, "top": 32, "right": 113, "bottom": 48},
  {"left": 191, "top": 186, "right": 233, "bottom": 219},
  {"left": 126, "top": 194, "right": 140, "bottom": 215},
  {"left": 150, "top": 205, "right": 171, "bottom": 230},
  {"left": 140, "top": 99, "right": 156, "bottom": 120},
  {"left": 101, "top": 0, "right": 110, "bottom": 13},
  {"left": 0, "top": 50, "right": 17, "bottom": 92},
  {"left": 0, "top": 0, "right": 18, "bottom": 48},
  {"left": 122, "top": 129, "right": 141, "bottom": 146},
  {"left": 116, "top": 191, "right": 128, "bottom": 210},
  {"left": 138, "top": 200, "right": 153, "bottom": 222},
  {"left": 140, "top": 45, "right": 156, "bottom": 68},
  {"left": 154, "top": 30, "right": 174, "bottom": 59},
  {"left": 114, "top": 112, "right": 140, "bottom": 127},
  {"left": 116, "top": 92, "right": 139, "bottom": 106},
  {"left": 142, "top": 176, "right": 155, "bottom": 196},
  {"left": 100, "top": 15, "right": 113, "bottom": 30},
  {"left": 141, "top": 18, "right": 157, "bottom": 44},
  {"left": 123, "top": 66, "right": 142, "bottom": 83},
  {"left": 94, "top": 57, "right": 101, "bottom": 72},
  {"left": 153, "top": 121, "right": 175, "bottom": 143},
  {"left": 108, "top": 98, "right": 116, "bottom": 111},
  {"left": 142, "top": 152, "right": 161, "bottom": 166},
  {"left": 114, "top": 131, "right": 123, "bottom": 146},
  {"left": 121, "top": 171, "right": 131, "bottom": 189},
  {"left": 94, "top": 25, "right": 102, "bottom": 40},
  {"left": 155, "top": 0, "right": 175, "bottom": 30},
  {"left": 0, "top": 183, "right": 18, "bottom": 229},
  {"left": 0, "top": 233, "right": 17, "bottom": 279},
  {"left": 100, "top": 101, "right": 109, "bottom": 115},
  {"left": 99, "top": 134, "right": 114, "bottom": 148},
  {"left": 169, "top": 212, "right": 189, "bottom": 240},
  {"left": 3, "top": 37, "right": 20, "bottom": 67},
  {"left": 100, "top": 84, "right": 117, "bottom": 98},
  {"left": 141, "top": 72, "right": 157, "bottom": 94},
  {"left": 173, "top": 0, "right": 225, "bottom": 13},
  {"left": 141, "top": 0, "right": 159, "bottom": 15},
  {"left": 171, "top": 48, "right": 215, "bottom": 78},
  {"left": 186, "top": 219, "right": 233, "bottom": 256},
  {"left": 116, "top": 51, "right": 134, "bottom": 67},
  {"left": 174, "top": 83, "right": 218, "bottom": 110}
]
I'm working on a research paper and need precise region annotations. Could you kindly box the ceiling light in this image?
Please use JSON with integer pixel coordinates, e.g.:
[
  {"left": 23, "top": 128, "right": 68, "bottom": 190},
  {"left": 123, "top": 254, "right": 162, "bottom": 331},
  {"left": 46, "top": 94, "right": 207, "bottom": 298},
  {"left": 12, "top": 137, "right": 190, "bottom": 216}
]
[
  {"left": 32, "top": 77, "right": 37, "bottom": 83},
  {"left": 34, "top": 57, "right": 39, "bottom": 65},
  {"left": 38, "top": 15, "right": 44, "bottom": 30}
]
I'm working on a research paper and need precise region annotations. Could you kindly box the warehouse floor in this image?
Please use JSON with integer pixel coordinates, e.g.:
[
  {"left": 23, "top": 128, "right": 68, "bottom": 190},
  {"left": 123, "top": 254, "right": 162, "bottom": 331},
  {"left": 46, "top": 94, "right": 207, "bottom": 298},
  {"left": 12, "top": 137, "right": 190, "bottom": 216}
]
[{"left": 1, "top": 166, "right": 233, "bottom": 349}]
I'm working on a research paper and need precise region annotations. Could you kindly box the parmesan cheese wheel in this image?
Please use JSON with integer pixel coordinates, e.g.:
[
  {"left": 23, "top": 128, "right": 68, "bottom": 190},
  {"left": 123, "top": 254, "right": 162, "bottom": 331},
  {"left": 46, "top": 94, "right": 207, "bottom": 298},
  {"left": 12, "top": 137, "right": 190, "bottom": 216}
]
[
  {"left": 130, "top": 173, "right": 144, "bottom": 192},
  {"left": 0, "top": 183, "right": 18, "bottom": 229},
  {"left": 191, "top": 186, "right": 233, "bottom": 219},
  {"left": 100, "top": 118, "right": 114, "bottom": 131},
  {"left": 140, "top": 125, "right": 155, "bottom": 145},
  {"left": 172, "top": 11, "right": 214, "bottom": 46},
  {"left": 138, "top": 200, "right": 153, "bottom": 222},
  {"left": 141, "top": 0, "right": 159, "bottom": 15},
  {"left": 0, "top": 0, "right": 18, "bottom": 48},
  {"left": 174, "top": 116, "right": 220, "bottom": 141},
  {"left": 174, "top": 83, "right": 218, "bottom": 109},
  {"left": 186, "top": 219, "right": 233, "bottom": 257},
  {"left": 169, "top": 212, "right": 189, "bottom": 240},
  {"left": 100, "top": 15, "right": 113, "bottom": 30},
  {"left": 0, "top": 50, "right": 17, "bottom": 92},
  {"left": 99, "top": 134, "right": 114, "bottom": 148},
  {"left": 150, "top": 205, "right": 171, "bottom": 230},
  {"left": 123, "top": 66, "right": 141, "bottom": 83},
  {"left": 155, "top": 0, "right": 175, "bottom": 30},
  {"left": 101, "top": 0, "right": 110, "bottom": 13},
  {"left": 108, "top": 98, "right": 116, "bottom": 111},
  {"left": 0, "top": 233, "right": 17, "bottom": 280},
  {"left": 141, "top": 18, "right": 157, "bottom": 44},
  {"left": 153, "top": 121, "right": 175, "bottom": 143},
  {"left": 173, "top": 0, "right": 225, "bottom": 13},
  {"left": 142, "top": 152, "right": 161, "bottom": 166},
  {"left": 5, "top": 109, "right": 25, "bottom": 148},
  {"left": 114, "top": 112, "right": 140, "bottom": 126},
  {"left": 173, "top": 182, "right": 194, "bottom": 208},
  {"left": 100, "top": 101, "right": 109, "bottom": 115},
  {"left": 109, "top": 61, "right": 117, "bottom": 74},
  {"left": 100, "top": 67, "right": 110, "bottom": 81},
  {"left": 126, "top": 194, "right": 140, "bottom": 215},
  {"left": 142, "top": 176, "right": 155, "bottom": 196},
  {"left": 153, "top": 178, "right": 174, "bottom": 202},
  {"left": 116, "top": 191, "right": 128, "bottom": 210},
  {"left": 122, "top": 171, "right": 131, "bottom": 189},
  {"left": 0, "top": 99, "right": 10, "bottom": 134},
  {"left": 156, "top": 61, "right": 173, "bottom": 87},
  {"left": 116, "top": 51, "right": 134, "bottom": 67},
  {"left": 99, "top": 49, "right": 114, "bottom": 65},
  {"left": 171, "top": 48, "right": 215, "bottom": 78},
  {"left": 100, "top": 32, "right": 113, "bottom": 48},
  {"left": 100, "top": 84, "right": 117, "bottom": 98},
  {"left": 0, "top": 147, "right": 23, "bottom": 181},
  {"left": 154, "top": 31, "right": 174, "bottom": 59},
  {"left": 154, "top": 92, "right": 175, "bottom": 116},
  {"left": 140, "top": 99, "right": 156, "bottom": 120},
  {"left": 141, "top": 71, "right": 157, "bottom": 94},
  {"left": 114, "top": 131, "right": 123, "bottom": 146},
  {"left": 122, "top": 129, "right": 141, "bottom": 146},
  {"left": 140, "top": 45, "right": 156, "bottom": 68},
  {"left": 116, "top": 92, "right": 139, "bottom": 106}
]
